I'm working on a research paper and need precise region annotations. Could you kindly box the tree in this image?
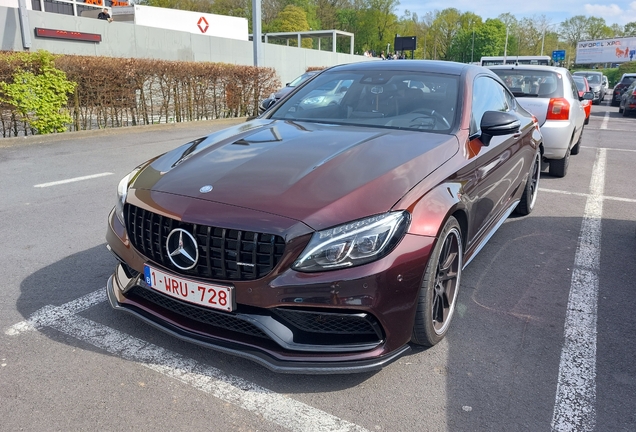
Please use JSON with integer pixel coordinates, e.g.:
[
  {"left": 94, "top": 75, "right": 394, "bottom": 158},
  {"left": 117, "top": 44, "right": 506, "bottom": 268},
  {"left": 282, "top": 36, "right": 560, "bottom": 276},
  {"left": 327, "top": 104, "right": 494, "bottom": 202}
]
[
  {"left": 587, "top": 17, "right": 613, "bottom": 40},
  {"left": 560, "top": 15, "right": 589, "bottom": 46},
  {"left": 267, "top": 5, "right": 313, "bottom": 48},
  {"left": 430, "top": 8, "right": 463, "bottom": 60},
  {"left": 624, "top": 22, "right": 636, "bottom": 36}
]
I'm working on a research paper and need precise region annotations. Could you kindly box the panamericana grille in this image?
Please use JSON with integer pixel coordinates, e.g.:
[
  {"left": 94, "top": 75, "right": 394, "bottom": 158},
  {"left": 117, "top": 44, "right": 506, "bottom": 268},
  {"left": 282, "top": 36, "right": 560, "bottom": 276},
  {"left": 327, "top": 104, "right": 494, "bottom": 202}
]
[
  {"left": 125, "top": 204, "right": 286, "bottom": 281},
  {"left": 129, "top": 286, "right": 269, "bottom": 339}
]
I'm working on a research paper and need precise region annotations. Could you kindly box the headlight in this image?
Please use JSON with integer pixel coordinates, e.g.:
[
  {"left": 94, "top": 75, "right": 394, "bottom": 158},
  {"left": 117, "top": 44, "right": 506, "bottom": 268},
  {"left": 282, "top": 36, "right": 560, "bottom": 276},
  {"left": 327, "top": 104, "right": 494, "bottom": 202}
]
[
  {"left": 115, "top": 167, "right": 141, "bottom": 225},
  {"left": 292, "top": 211, "right": 410, "bottom": 272},
  {"left": 302, "top": 96, "right": 325, "bottom": 105}
]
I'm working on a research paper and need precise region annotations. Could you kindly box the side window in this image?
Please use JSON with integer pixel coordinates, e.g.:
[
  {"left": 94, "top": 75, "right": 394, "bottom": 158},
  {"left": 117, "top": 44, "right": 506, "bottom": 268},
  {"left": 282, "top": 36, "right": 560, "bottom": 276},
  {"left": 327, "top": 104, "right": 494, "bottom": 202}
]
[
  {"left": 471, "top": 76, "right": 510, "bottom": 135},
  {"left": 567, "top": 73, "right": 578, "bottom": 99}
]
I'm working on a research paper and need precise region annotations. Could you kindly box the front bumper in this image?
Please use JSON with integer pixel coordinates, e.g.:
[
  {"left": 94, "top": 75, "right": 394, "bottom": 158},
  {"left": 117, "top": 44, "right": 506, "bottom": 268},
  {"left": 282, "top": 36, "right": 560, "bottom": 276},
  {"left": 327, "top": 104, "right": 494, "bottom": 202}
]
[
  {"left": 106, "top": 208, "right": 435, "bottom": 373},
  {"left": 107, "top": 273, "right": 410, "bottom": 374}
]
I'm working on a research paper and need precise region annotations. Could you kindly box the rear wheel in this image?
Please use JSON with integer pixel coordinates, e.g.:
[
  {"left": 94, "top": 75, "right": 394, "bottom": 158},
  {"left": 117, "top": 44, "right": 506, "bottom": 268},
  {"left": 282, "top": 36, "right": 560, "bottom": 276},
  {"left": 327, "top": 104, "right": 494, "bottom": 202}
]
[
  {"left": 619, "top": 104, "right": 624, "bottom": 114},
  {"left": 515, "top": 152, "right": 540, "bottom": 215},
  {"left": 548, "top": 149, "right": 569, "bottom": 178},
  {"left": 624, "top": 107, "right": 630, "bottom": 117},
  {"left": 411, "top": 217, "right": 462, "bottom": 347}
]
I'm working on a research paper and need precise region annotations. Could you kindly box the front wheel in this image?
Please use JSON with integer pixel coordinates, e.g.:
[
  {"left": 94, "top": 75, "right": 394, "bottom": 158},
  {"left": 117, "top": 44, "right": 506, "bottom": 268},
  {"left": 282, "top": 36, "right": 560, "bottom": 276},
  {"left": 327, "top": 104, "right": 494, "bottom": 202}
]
[
  {"left": 411, "top": 217, "right": 463, "bottom": 347},
  {"left": 515, "top": 152, "right": 540, "bottom": 215}
]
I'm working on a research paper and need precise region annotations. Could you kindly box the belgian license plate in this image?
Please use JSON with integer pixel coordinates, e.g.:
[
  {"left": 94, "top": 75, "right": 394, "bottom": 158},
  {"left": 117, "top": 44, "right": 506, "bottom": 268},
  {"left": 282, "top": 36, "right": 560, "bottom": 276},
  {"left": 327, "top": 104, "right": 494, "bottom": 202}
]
[{"left": 143, "top": 264, "right": 234, "bottom": 312}]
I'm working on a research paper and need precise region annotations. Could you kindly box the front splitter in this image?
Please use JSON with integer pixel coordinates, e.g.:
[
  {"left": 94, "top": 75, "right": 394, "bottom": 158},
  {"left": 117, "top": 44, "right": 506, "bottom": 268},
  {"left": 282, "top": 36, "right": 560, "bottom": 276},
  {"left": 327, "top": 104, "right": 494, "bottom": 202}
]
[{"left": 106, "top": 275, "right": 411, "bottom": 374}]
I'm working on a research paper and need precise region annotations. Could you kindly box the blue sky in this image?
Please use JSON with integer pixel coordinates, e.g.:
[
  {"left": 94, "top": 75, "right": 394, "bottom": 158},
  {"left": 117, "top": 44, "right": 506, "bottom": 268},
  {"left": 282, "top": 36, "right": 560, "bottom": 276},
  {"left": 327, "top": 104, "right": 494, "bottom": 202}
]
[{"left": 396, "top": 1, "right": 636, "bottom": 27}]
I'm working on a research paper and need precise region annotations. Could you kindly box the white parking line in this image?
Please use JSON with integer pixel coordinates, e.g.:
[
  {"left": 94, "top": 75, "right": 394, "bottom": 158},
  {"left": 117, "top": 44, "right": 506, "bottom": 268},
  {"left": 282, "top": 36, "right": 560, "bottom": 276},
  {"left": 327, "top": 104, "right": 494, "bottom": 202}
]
[
  {"left": 5, "top": 291, "right": 368, "bottom": 432},
  {"left": 600, "top": 111, "right": 610, "bottom": 130},
  {"left": 34, "top": 172, "right": 113, "bottom": 188},
  {"left": 551, "top": 148, "right": 605, "bottom": 432},
  {"left": 540, "top": 188, "right": 636, "bottom": 204}
]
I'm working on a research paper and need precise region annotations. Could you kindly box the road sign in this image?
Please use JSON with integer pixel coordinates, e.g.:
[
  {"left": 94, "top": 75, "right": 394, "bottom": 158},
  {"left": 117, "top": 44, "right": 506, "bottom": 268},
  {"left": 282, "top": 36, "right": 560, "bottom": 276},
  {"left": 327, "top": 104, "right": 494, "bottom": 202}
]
[{"left": 552, "top": 50, "right": 566, "bottom": 62}]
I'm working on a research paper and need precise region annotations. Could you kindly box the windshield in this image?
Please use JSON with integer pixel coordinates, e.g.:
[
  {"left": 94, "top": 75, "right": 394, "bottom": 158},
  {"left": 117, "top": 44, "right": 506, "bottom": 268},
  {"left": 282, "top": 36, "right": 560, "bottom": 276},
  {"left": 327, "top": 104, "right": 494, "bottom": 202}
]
[
  {"left": 268, "top": 70, "right": 459, "bottom": 133},
  {"left": 576, "top": 73, "right": 601, "bottom": 84},
  {"left": 288, "top": 72, "right": 317, "bottom": 87},
  {"left": 491, "top": 69, "right": 563, "bottom": 98}
]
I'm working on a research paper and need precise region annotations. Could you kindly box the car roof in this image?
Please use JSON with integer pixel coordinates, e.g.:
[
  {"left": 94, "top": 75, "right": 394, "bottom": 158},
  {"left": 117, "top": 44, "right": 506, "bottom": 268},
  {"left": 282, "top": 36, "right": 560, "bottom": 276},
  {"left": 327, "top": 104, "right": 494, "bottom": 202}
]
[
  {"left": 488, "top": 64, "right": 570, "bottom": 74},
  {"left": 329, "top": 60, "right": 471, "bottom": 76}
]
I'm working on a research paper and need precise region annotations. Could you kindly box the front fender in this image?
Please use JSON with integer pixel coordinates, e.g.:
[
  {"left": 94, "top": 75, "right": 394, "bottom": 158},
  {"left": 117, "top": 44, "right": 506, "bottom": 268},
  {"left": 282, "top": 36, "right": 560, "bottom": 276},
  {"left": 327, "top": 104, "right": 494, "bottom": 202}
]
[{"left": 398, "top": 181, "right": 466, "bottom": 238}]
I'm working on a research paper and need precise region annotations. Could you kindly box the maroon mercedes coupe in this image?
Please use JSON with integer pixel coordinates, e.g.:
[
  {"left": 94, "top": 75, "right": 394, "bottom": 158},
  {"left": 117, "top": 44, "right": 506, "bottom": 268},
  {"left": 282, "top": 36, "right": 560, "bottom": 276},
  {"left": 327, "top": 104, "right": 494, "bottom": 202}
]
[{"left": 106, "top": 61, "right": 542, "bottom": 373}]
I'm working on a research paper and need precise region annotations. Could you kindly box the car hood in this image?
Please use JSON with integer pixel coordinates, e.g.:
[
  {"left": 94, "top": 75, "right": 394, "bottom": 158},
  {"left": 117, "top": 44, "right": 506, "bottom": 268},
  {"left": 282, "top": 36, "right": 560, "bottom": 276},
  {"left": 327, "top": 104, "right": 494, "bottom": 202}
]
[{"left": 131, "top": 119, "right": 458, "bottom": 231}]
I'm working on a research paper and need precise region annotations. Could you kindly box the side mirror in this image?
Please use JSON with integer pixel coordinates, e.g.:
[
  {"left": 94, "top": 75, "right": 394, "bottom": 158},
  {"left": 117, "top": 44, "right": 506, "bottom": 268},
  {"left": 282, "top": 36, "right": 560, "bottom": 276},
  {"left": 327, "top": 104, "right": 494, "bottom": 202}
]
[
  {"left": 258, "top": 98, "right": 276, "bottom": 114},
  {"left": 582, "top": 91, "right": 594, "bottom": 101},
  {"left": 479, "top": 111, "right": 521, "bottom": 146}
]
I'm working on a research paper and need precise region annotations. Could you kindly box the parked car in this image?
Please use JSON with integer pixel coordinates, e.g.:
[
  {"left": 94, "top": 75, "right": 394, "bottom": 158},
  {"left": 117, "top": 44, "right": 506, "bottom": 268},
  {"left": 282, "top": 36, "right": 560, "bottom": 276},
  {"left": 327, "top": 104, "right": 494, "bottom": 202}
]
[
  {"left": 573, "top": 71, "right": 605, "bottom": 104},
  {"left": 297, "top": 78, "right": 353, "bottom": 109},
  {"left": 490, "top": 65, "right": 592, "bottom": 177},
  {"left": 602, "top": 75, "right": 609, "bottom": 94},
  {"left": 259, "top": 70, "right": 320, "bottom": 113},
  {"left": 106, "top": 60, "right": 542, "bottom": 374},
  {"left": 619, "top": 80, "right": 636, "bottom": 116},
  {"left": 572, "top": 75, "right": 592, "bottom": 125},
  {"left": 611, "top": 73, "right": 636, "bottom": 106}
]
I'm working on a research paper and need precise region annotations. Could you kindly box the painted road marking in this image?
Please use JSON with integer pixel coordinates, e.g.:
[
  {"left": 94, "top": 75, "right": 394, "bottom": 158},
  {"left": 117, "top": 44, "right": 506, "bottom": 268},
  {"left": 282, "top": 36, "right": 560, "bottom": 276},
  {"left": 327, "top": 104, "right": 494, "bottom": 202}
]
[
  {"left": 5, "top": 289, "right": 106, "bottom": 336},
  {"left": 540, "top": 188, "right": 636, "bottom": 204},
  {"left": 34, "top": 172, "right": 113, "bottom": 188},
  {"left": 599, "top": 111, "right": 610, "bottom": 130},
  {"left": 5, "top": 292, "right": 368, "bottom": 432},
  {"left": 551, "top": 148, "right": 606, "bottom": 432}
]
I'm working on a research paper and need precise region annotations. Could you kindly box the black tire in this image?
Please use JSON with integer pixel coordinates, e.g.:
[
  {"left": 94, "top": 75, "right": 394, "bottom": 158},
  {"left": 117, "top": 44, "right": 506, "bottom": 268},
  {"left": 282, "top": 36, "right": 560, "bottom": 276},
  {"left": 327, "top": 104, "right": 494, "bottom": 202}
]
[
  {"left": 611, "top": 99, "right": 619, "bottom": 107},
  {"left": 548, "top": 150, "right": 569, "bottom": 178},
  {"left": 570, "top": 127, "right": 583, "bottom": 156},
  {"left": 624, "top": 108, "right": 630, "bottom": 117},
  {"left": 411, "top": 216, "right": 462, "bottom": 347},
  {"left": 619, "top": 104, "right": 624, "bottom": 114},
  {"left": 515, "top": 152, "right": 540, "bottom": 215}
]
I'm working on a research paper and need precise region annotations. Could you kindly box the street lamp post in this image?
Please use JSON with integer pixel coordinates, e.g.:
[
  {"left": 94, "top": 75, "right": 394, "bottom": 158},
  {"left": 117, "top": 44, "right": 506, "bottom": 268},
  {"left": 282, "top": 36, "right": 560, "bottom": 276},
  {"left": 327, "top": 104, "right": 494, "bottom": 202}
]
[
  {"left": 503, "top": 26, "right": 509, "bottom": 64},
  {"left": 471, "top": 27, "right": 475, "bottom": 63}
]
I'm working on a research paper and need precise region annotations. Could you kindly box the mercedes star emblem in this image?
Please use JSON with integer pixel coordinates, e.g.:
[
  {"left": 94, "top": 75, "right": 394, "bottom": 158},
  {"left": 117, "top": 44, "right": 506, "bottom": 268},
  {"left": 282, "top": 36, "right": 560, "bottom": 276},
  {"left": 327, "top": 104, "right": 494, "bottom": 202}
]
[{"left": 165, "top": 228, "right": 199, "bottom": 270}]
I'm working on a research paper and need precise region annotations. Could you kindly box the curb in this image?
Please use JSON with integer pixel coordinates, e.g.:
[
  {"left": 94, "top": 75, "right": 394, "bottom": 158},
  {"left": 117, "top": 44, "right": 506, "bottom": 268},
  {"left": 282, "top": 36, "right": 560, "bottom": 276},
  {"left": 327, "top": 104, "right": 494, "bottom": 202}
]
[{"left": 0, "top": 117, "right": 249, "bottom": 149}]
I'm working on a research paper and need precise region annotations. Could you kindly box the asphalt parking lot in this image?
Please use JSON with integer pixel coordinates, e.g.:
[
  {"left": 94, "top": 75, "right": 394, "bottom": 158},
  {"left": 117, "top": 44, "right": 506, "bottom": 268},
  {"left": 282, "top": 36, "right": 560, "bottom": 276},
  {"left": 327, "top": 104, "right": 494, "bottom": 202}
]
[{"left": 1, "top": 101, "right": 634, "bottom": 432}]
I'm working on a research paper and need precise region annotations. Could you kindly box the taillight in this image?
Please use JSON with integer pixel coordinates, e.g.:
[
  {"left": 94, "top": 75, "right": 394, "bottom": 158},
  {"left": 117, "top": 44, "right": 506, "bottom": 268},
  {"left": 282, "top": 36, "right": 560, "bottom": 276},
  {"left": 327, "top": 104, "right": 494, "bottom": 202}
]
[
  {"left": 546, "top": 98, "right": 570, "bottom": 121},
  {"left": 632, "top": 89, "right": 636, "bottom": 96}
]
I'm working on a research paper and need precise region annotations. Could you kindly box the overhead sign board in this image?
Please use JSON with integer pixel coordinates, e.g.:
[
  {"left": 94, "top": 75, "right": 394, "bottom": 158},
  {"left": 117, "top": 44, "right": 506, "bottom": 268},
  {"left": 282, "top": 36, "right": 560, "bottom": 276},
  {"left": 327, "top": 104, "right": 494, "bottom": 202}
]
[{"left": 576, "top": 37, "right": 636, "bottom": 64}]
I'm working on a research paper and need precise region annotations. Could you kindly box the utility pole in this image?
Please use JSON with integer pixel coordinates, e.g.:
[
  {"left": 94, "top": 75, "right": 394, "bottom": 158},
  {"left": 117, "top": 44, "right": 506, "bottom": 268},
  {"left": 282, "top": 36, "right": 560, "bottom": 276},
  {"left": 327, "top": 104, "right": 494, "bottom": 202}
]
[
  {"left": 252, "top": 0, "right": 263, "bottom": 67},
  {"left": 471, "top": 27, "right": 475, "bottom": 63},
  {"left": 503, "top": 26, "right": 509, "bottom": 64}
]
